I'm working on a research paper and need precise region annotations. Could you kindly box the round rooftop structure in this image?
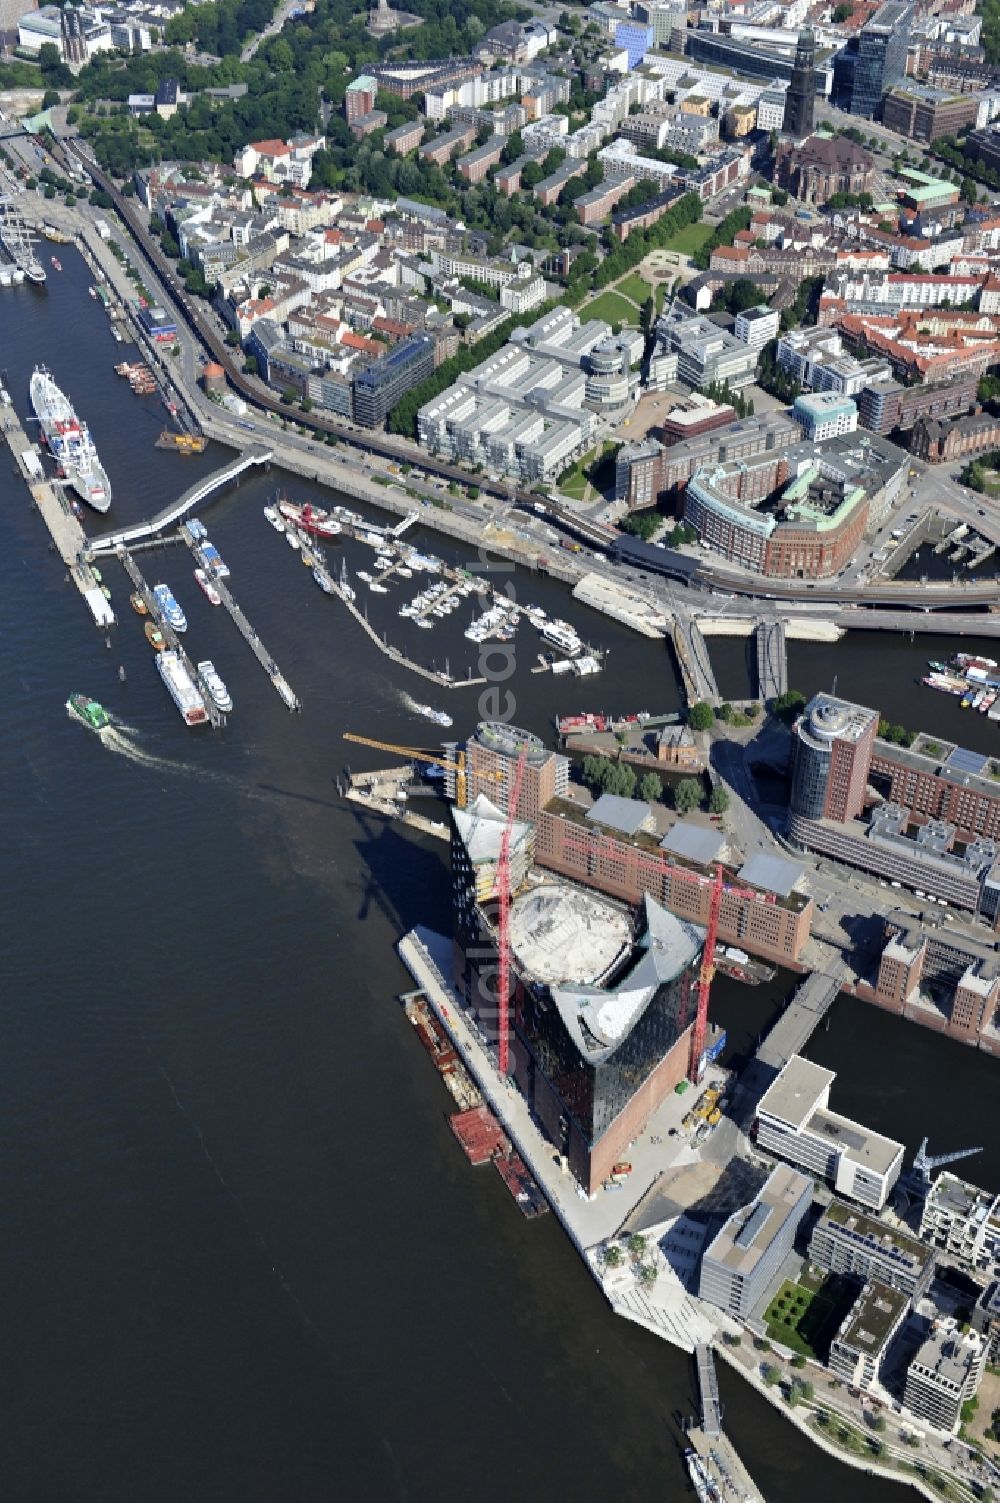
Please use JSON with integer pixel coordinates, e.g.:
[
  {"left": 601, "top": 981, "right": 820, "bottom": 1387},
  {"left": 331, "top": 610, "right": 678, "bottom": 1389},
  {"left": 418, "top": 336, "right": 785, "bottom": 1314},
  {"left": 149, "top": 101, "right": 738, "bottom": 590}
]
[
  {"left": 808, "top": 701, "right": 850, "bottom": 742},
  {"left": 472, "top": 721, "right": 548, "bottom": 766},
  {"left": 508, "top": 883, "right": 632, "bottom": 988}
]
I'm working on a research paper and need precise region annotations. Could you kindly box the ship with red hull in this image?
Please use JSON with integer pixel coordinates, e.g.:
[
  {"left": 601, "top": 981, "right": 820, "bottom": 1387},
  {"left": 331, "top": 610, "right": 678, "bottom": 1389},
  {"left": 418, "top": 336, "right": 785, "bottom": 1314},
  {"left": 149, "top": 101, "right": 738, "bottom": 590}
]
[{"left": 277, "top": 498, "right": 342, "bottom": 539}]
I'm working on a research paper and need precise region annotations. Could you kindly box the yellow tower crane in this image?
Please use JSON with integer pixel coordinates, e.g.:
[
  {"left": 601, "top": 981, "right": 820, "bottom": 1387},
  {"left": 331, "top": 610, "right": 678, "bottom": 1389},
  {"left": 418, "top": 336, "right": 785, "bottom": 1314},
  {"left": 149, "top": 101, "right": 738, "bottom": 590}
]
[{"left": 342, "top": 732, "right": 470, "bottom": 807}]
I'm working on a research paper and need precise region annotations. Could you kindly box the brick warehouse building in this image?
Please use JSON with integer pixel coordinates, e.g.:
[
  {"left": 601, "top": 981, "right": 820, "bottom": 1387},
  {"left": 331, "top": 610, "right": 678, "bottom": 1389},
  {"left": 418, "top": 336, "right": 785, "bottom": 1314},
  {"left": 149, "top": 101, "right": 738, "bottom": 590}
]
[{"left": 535, "top": 801, "right": 813, "bottom": 967}]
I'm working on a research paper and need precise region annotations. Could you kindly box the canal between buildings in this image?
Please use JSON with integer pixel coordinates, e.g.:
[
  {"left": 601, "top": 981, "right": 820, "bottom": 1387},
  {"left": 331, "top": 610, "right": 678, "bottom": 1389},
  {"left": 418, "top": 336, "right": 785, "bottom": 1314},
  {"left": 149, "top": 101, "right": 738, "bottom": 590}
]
[{"left": 1, "top": 247, "right": 995, "bottom": 1503}]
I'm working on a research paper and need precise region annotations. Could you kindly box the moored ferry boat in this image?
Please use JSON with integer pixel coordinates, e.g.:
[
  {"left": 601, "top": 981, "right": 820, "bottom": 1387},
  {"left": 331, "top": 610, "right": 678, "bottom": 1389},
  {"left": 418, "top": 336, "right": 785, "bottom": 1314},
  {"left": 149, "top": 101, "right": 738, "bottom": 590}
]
[
  {"left": 157, "top": 651, "right": 208, "bottom": 725},
  {"left": 540, "top": 619, "right": 583, "bottom": 656},
  {"left": 152, "top": 583, "right": 187, "bottom": 632},
  {"left": 197, "top": 660, "right": 232, "bottom": 713},
  {"left": 29, "top": 365, "right": 111, "bottom": 511},
  {"left": 557, "top": 712, "right": 609, "bottom": 734}
]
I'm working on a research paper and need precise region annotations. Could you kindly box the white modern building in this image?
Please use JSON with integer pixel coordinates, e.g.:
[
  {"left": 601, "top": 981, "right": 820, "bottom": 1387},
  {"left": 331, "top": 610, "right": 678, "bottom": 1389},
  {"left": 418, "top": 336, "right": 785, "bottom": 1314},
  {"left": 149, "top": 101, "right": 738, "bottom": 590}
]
[
  {"left": 756, "top": 1055, "right": 903, "bottom": 1210},
  {"left": 698, "top": 1163, "right": 812, "bottom": 1320},
  {"left": 809, "top": 1202, "right": 933, "bottom": 1297},
  {"left": 792, "top": 392, "right": 859, "bottom": 442},
  {"left": 920, "top": 1173, "right": 1000, "bottom": 1279},
  {"left": 734, "top": 305, "right": 780, "bottom": 351},
  {"left": 904, "top": 1325, "right": 987, "bottom": 1432}
]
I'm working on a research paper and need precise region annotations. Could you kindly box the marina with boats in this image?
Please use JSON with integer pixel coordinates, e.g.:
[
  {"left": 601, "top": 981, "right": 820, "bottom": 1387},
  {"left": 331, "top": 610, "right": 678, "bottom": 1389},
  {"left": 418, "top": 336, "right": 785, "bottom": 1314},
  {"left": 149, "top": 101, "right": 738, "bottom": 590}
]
[{"left": 921, "top": 653, "right": 1000, "bottom": 720}]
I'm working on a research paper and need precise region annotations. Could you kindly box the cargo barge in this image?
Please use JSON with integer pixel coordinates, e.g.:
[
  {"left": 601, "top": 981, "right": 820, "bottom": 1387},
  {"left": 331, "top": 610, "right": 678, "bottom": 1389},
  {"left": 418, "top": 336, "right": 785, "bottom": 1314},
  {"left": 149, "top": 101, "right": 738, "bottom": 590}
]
[{"left": 403, "top": 994, "right": 548, "bottom": 1216}]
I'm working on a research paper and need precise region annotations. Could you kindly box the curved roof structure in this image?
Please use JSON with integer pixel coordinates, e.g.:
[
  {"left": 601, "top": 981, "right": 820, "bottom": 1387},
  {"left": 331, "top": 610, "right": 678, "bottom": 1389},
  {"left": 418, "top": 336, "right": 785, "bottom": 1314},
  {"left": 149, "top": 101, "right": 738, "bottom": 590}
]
[{"left": 552, "top": 895, "right": 704, "bottom": 1066}]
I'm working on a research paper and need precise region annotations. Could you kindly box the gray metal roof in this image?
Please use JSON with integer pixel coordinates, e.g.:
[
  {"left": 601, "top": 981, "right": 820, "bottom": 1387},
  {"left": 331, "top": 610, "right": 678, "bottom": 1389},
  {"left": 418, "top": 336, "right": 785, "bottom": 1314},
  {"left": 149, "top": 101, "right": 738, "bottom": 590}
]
[
  {"left": 661, "top": 821, "right": 725, "bottom": 867},
  {"left": 739, "top": 852, "right": 804, "bottom": 898},
  {"left": 587, "top": 792, "right": 653, "bottom": 837}
]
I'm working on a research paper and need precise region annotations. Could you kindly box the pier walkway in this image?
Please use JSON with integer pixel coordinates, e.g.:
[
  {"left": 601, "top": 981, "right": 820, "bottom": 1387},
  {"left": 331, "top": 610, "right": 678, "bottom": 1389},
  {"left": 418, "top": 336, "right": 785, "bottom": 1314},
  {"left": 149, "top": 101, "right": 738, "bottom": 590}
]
[
  {"left": 696, "top": 1343, "right": 722, "bottom": 1438},
  {"left": 85, "top": 446, "right": 273, "bottom": 556},
  {"left": 755, "top": 617, "right": 787, "bottom": 702},
  {"left": 178, "top": 530, "right": 300, "bottom": 711},
  {"left": 0, "top": 392, "right": 112, "bottom": 626},
  {"left": 119, "top": 550, "right": 224, "bottom": 727}
]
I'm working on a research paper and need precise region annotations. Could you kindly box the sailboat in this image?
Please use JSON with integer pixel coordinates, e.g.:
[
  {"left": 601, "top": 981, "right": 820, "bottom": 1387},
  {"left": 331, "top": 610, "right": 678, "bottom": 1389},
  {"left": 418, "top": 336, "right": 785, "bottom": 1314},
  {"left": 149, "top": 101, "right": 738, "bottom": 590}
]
[{"left": 340, "top": 557, "right": 356, "bottom": 602}]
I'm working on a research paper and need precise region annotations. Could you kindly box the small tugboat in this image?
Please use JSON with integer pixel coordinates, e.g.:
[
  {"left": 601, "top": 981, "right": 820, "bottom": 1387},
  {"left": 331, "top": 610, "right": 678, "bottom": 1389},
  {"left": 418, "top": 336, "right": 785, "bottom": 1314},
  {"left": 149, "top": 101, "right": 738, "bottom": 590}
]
[
  {"left": 144, "top": 621, "right": 166, "bottom": 651},
  {"left": 50, "top": 255, "right": 62, "bottom": 271},
  {"left": 65, "top": 693, "right": 109, "bottom": 731},
  {"left": 129, "top": 591, "right": 148, "bottom": 616}
]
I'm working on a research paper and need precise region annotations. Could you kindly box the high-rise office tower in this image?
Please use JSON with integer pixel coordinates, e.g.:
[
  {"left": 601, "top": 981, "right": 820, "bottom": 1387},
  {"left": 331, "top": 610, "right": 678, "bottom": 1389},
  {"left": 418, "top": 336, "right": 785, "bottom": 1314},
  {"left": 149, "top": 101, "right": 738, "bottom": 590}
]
[
  {"left": 833, "top": 0, "right": 913, "bottom": 117},
  {"left": 782, "top": 28, "right": 816, "bottom": 139}
]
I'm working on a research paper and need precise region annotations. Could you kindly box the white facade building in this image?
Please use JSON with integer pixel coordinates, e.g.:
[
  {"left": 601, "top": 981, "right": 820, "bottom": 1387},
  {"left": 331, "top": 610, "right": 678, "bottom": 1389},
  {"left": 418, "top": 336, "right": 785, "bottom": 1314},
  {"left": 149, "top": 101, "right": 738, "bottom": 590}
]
[{"left": 756, "top": 1055, "right": 903, "bottom": 1210}]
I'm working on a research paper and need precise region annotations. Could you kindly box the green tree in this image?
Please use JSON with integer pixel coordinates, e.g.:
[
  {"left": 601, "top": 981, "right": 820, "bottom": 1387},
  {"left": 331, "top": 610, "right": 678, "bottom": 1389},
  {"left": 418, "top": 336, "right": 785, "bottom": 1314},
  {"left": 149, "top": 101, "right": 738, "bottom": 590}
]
[
  {"left": 602, "top": 1243, "right": 622, "bottom": 1268},
  {"left": 41, "top": 89, "right": 59, "bottom": 110},
  {"left": 708, "top": 785, "right": 730, "bottom": 816},
  {"left": 242, "top": 356, "right": 258, "bottom": 375},
  {"left": 688, "top": 702, "right": 714, "bottom": 732},
  {"left": 627, "top": 1233, "right": 647, "bottom": 1261},
  {"left": 674, "top": 778, "right": 702, "bottom": 815},
  {"left": 639, "top": 771, "right": 662, "bottom": 804},
  {"left": 771, "top": 690, "right": 806, "bottom": 724}
]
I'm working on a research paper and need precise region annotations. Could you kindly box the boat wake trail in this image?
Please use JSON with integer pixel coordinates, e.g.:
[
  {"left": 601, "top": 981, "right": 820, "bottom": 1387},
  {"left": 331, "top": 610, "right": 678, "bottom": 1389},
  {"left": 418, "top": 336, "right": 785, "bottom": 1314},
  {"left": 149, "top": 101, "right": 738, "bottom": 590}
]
[{"left": 98, "top": 724, "right": 240, "bottom": 788}]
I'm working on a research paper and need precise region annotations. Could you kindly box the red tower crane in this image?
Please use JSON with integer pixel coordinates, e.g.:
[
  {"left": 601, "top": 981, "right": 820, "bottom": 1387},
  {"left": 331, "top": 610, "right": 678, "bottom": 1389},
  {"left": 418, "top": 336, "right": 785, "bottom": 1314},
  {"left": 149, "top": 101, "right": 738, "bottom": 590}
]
[
  {"left": 688, "top": 862, "right": 725, "bottom": 1085},
  {"left": 495, "top": 747, "right": 528, "bottom": 1077}
]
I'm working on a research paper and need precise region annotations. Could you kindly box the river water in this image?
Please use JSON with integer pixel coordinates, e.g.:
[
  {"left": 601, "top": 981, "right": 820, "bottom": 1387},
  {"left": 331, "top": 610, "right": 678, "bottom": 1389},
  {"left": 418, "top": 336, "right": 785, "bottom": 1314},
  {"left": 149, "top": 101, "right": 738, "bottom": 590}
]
[{"left": 2, "top": 248, "right": 994, "bottom": 1502}]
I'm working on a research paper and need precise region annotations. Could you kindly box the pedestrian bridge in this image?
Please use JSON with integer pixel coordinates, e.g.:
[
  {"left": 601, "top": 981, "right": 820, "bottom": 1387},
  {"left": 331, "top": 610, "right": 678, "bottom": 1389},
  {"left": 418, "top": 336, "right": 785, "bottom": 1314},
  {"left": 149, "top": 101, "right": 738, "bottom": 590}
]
[
  {"left": 85, "top": 446, "right": 272, "bottom": 556},
  {"left": 755, "top": 617, "right": 787, "bottom": 702}
]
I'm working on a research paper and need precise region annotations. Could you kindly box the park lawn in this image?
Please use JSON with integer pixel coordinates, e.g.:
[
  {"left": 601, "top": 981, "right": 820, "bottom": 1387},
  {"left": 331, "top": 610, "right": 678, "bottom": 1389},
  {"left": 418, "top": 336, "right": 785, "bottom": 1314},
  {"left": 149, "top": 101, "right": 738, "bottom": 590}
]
[
  {"left": 581, "top": 289, "right": 638, "bottom": 328},
  {"left": 558, "top": 440, "right": 619, "bottom": 501},
  {"left": 616, "top": 272, "right": 653, "bottom": 305},
  {"left": 559, "top": 446, "right": 597, "bottom": 501},
  {"left": 764, "top": 1276, "right": 857, "bottom": 1361},
  {"left": 661, "top": 221, "right": 714, "bottom": 257}
]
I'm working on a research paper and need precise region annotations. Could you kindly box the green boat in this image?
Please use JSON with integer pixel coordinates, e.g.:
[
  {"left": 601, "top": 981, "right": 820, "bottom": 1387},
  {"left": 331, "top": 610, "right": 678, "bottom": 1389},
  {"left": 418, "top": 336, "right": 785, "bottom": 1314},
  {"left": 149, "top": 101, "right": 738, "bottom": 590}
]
[{"left": 66, "top": 694, "right": 110, "bottom": 731}]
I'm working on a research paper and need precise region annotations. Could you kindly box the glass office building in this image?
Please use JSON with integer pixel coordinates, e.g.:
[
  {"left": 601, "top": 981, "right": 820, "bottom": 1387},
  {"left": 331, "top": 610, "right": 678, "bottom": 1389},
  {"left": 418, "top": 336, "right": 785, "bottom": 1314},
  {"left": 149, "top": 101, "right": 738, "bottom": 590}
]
[{"left": 833, "top": 0, "right": 913, "bottom": 117}]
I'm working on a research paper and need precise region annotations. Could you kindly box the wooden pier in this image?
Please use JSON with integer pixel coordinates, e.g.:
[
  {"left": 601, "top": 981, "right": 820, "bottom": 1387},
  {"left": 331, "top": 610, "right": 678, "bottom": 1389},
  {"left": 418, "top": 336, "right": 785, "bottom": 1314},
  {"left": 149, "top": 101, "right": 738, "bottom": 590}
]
[
  {"left": 118, "top": 549, "right": 225, "bottom": 728},
  {"left": 0, "top": 392, "right": 113, "bottom": 627},
  {"left": 179, "top": 529, "right": 301, "bottom": 712}
]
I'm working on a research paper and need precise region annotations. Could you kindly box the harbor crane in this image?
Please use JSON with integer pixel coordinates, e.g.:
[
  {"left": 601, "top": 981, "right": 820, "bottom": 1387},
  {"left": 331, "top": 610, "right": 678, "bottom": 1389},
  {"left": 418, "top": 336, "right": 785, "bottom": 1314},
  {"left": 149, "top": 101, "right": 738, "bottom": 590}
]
[
  {"left": 342, "top": 732, "right": 472, "bottom": 807},
  {"left": 909, "top": 1138, "right": 982, "bottom": 1195},
  {"left": 496, "top": 748, "right": 528, "bottom": 1078},
  {"left": 688, "top": 864, "right": 724, "bottom": 1086}
]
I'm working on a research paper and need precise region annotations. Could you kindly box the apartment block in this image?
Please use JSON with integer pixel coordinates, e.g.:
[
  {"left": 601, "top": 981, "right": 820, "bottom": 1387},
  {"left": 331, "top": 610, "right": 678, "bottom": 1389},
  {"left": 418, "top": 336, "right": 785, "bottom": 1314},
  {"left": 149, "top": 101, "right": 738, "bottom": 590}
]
[
  {"left": 828, "top": 1281, "right": 909, "bottom": 1391},
  {"left": 904, "top": 1327, "right": 986, "bottom": 1431},
  {"left": 920, "top": 1173, "right": 1000, "bottom": 1277},
  {"left": 809, "top": 1202, "right": 933, "bottom": 1298}
]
